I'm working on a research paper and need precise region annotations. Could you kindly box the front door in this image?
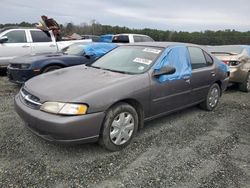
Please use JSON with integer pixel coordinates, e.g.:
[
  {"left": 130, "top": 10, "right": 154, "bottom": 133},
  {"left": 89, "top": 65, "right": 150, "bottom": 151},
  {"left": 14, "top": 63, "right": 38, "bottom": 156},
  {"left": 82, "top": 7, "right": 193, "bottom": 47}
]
[
  {"left": 0, "top": 30, "right": 31, "bottom": 66},
  {"left": 150, "top": 77, "right": 191, "bottom": 117}
]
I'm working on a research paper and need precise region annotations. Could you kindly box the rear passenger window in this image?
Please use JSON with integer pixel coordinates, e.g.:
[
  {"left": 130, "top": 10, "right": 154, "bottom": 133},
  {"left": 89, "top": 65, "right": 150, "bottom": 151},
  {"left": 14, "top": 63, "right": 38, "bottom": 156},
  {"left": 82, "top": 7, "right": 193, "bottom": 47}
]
[
  {"left": 3, "top": 30, "right": 27, "bottom": 43},
  {"left": 142, "top": 36, "right": 154, "bottom": 42},
  {"left": 203, "top": 51, "right": 213, "bottom": 65},
  {"left": 188, "top": 47, "right": 208, "bottom": 69},
  {"left": 133, "top": 36, "right": 143, "bottom": 42},
  {"left": 30, "top": 31, "right": 52, "bottom": 42}
]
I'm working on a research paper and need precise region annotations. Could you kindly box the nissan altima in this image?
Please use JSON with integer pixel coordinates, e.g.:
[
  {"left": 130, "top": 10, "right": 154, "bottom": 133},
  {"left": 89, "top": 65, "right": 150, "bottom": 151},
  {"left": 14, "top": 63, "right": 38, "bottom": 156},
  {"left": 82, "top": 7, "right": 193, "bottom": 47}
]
[{"left": 15, "top": 42, "right": 229, "bottom": 151}]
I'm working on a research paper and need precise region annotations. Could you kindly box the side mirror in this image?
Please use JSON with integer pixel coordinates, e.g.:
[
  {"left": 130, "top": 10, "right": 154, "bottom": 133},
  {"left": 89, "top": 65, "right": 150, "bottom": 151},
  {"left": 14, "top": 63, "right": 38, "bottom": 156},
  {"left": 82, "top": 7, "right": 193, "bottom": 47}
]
[
  {"left": 0, "top": 36, "right": 8, "bottom": 43},
  {"left": 153, "top": 66, "right": 176, "bottom": 77}
]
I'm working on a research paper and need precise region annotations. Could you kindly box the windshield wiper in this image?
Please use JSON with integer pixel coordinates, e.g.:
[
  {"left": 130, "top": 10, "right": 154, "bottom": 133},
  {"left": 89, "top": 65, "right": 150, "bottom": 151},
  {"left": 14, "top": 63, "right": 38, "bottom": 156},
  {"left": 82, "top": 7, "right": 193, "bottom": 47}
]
[{"left": 102, "top": 68, "right": 131, "bottom": 74}]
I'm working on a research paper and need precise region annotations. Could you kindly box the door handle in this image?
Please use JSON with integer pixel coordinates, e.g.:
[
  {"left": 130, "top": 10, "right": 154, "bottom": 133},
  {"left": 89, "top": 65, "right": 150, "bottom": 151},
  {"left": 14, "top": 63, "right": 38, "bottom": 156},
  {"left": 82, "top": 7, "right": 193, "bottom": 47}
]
[
  {"left": 183, "top": 76, "right": 191, "bottom": 83},
  {"left": 22, "top": 45, "right": 30, "bottom": 48},
  {"left": 49, "top": 44, "right": 56, "bottom": 47},
  {"left": 211, "top": 71, "right": 216, "bottom": 77}
]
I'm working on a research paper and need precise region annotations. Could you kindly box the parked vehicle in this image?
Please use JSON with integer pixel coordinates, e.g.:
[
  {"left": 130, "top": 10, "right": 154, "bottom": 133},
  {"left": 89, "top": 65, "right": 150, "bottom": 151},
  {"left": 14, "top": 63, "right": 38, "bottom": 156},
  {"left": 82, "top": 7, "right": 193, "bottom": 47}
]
[
  {"left": 0, "top": 28, "right": 91, "bottom": 68},
  {"left": 7, "top": 42, "right": 117, "bottom": 84},
  {"left": 208, "top": 45, "right": 250, "bottom": 92},
  {"left": 15, "top": 42, "right": 229, "bottom": 151},
  {"left": 81, "top": 35, "right": 100, "bottom": 42},
  {"left": 112, "top": 34, "right": 154, "bottom": 43}
]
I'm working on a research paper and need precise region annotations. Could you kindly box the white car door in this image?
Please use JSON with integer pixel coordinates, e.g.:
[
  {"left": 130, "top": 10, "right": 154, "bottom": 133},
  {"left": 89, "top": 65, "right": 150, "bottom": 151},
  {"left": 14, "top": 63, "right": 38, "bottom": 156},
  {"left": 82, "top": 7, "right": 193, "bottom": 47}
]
[
  {"left": 29, "top": 30, "right": 58, "bottom": 54},
  {"left": 0, "top": 29, "right": 31, "bottom": 67}
]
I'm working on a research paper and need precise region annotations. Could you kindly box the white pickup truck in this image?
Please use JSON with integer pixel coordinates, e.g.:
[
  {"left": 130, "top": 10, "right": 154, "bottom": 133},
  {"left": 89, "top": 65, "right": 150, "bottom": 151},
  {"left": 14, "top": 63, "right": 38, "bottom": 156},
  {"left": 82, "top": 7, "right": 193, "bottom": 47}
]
[{"left": 0, "top": 28, "right": 91, "bottom": 68}]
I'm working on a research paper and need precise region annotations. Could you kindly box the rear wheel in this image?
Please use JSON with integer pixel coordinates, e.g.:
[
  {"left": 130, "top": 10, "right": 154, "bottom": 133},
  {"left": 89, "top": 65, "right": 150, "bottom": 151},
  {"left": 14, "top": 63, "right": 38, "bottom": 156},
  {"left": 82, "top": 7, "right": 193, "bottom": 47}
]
[
  {"left": 239, "top": 72, "right": 250, "bottom": 92},
  {"left": 43, "top": 65, "right": 62, "bottom": 73},
  {"left": 99, "top": 103, "right": 138, "bottom": 151},
  {"left": 200, "top": 83, "right": 221, "bottom": 111}
]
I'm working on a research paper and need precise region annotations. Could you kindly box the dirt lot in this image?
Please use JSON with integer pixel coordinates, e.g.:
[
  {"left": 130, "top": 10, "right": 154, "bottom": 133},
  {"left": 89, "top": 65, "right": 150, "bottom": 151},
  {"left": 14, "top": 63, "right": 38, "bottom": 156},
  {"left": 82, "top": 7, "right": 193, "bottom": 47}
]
[{"left": 0, "top": 76, "right": 249, "bottom": 188}]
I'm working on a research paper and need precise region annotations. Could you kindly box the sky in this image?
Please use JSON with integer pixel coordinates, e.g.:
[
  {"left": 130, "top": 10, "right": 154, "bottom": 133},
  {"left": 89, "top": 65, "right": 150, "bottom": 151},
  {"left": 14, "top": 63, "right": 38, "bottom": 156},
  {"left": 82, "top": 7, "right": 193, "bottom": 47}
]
[{"left": 1, "top": 0, "right": 250, "bottom": 32}]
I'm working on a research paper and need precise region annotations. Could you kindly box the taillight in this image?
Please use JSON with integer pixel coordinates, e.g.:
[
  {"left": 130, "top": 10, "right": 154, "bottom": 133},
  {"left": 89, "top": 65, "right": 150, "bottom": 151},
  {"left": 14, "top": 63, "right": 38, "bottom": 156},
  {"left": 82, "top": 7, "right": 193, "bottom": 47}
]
[
  {"left": 229, "top": 61, "right": 241, "bottom": 66},
  {"left": 222, "top": 61, "right": 241, "bottom": 66}
]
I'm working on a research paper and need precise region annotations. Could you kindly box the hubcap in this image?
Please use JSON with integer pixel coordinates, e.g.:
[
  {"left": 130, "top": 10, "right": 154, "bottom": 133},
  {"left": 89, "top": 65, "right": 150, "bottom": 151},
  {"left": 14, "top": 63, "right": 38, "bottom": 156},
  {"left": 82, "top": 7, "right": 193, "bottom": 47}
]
[
  {"left": 208, "top": 87, "right": 219, "bottom": 108},
  {"left": 110, "top": 112, "right": 135, "bottom": 145}
]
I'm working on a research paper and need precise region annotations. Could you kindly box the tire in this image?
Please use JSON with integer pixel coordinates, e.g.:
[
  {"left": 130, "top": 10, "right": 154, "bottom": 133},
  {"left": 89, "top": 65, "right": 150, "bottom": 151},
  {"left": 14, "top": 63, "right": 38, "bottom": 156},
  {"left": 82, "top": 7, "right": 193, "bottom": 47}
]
[
  {"left": 200, "top": 83, "right": 221, "bottom": 111},
  {"left": 43, "top": 65, "right": 62, "bottom": 73},
  {"left": 239, "top": 72, "right": 250, "bottom": 92},
  {"left": 99, "top": 102, "right": 138, "bottom": 151}
]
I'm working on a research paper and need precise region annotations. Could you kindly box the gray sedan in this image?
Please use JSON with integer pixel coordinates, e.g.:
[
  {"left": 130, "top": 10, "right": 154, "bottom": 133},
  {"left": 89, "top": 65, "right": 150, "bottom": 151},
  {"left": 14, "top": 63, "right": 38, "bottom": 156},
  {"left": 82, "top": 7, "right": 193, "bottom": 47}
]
[{"left": 15, "top": 42, "right": 229, "bottom": 151}]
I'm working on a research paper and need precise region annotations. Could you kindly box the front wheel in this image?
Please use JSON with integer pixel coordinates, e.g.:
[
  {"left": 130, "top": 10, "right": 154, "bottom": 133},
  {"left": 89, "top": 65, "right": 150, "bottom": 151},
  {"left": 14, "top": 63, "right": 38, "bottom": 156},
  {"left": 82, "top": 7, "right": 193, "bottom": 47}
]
[
  {"left": 239, "top": 72, "right": 250, "bottom": 92},
  {"left": 99, "top": 103, "right": 138, "bottom": 151},
  {"left": 200, "top": 83, "right": 221, "bottom": 111}
]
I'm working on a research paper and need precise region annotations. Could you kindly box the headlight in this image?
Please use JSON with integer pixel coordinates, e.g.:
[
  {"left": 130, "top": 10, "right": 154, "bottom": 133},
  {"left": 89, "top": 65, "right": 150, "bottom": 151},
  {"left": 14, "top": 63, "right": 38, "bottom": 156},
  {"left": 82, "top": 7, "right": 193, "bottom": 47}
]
[
  {"left": 20, "top": 64, "right": 30, "bottom": 69},
  {"left": 40, "top": 102, "right": 88, "bottom": 115}
]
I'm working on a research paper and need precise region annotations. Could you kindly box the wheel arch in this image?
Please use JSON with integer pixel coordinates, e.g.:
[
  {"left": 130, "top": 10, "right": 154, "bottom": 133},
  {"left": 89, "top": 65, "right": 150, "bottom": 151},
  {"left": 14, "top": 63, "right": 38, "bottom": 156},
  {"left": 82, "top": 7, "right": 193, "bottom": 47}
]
[
  {"left": 41, "top": 61, "right": 66, "bottom": 72},
  {"left": 106, "top": 98, "right": 144, "bottom": 130},
  {"left": 215, "top": 80, "right": 223, "bottom": 96}
]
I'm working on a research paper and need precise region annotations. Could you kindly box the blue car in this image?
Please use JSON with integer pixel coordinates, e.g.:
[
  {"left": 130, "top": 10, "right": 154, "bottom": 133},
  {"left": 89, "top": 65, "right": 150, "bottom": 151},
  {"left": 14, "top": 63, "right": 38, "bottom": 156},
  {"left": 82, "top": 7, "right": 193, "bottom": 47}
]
[{"left": 7, "top": 42, "right": 117, "bottom": 84}]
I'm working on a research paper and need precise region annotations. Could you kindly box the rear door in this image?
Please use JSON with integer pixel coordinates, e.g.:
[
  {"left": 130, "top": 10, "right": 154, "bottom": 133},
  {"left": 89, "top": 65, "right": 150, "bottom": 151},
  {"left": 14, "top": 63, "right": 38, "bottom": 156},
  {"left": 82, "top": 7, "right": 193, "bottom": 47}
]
[
  {"left": 29, "top": 30, "right": 58, "bottom": 54},
  {"left": 0, "top": 29, "right": 31, "bottom": 66},
  {"left": 188, "top": 46, "right": 216, "bottom": 102}
]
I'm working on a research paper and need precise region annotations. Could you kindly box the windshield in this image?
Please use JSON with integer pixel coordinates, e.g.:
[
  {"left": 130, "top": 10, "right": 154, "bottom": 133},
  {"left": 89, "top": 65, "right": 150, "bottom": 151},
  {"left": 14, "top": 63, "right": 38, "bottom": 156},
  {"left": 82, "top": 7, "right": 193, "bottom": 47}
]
[
  {"left": 91, "top": 46, "right": 163, "bottom": 74},
  {"left": 208, "top": 46, "right": 244, "bottom": 55},
  {"left": 62, "top": 44, "right": 85, "bottom": 56}
]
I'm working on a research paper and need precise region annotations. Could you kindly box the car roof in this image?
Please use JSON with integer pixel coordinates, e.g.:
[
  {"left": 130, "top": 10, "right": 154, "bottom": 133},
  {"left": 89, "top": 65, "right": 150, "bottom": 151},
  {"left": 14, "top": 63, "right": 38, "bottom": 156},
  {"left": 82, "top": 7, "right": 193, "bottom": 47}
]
[
  {"left": 114, "top": 33, "right": 151, "bottom": 37},
  {"left": 123, "top": 42, "right": 200, "bottom": 48}
]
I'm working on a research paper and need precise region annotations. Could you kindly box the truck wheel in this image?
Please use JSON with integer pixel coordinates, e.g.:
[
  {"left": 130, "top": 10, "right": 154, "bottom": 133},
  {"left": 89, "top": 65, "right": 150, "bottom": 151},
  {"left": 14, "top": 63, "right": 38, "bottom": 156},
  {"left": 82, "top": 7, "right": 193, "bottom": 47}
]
[
  {"left": 43, "top": 65, "right": 62, "bottom": 73},
  {"left": 99, "top": 102, "right": 138, "bottom": 151},
  {"left": 200, "top": 83, "right": 221, "bottom": 111},
  {"left": 239, "top": 72, "right": 250, "bottom": 92}
]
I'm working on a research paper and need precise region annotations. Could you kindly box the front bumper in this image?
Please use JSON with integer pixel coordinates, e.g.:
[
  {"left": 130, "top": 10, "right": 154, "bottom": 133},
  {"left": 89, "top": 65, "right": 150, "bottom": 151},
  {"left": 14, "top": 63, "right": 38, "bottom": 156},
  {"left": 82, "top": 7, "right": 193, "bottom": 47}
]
[
  {"left": 15, "top": 94, "right": 105, "bottom": 144},
  {"left": 7, "top": 67, "right": 40, "bottom": 84}
]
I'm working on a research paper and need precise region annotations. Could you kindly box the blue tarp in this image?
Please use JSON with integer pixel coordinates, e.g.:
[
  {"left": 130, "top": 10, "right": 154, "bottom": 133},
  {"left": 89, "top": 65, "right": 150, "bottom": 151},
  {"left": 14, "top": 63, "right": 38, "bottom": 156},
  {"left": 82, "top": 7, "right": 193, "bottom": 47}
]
[
  {"left": 99, "top": 34, "right": 114, "bottom": 43},
  {"left": 153, "top": 46, "right": 192, "bottom": 83},
  {"left": 83, "top": 43, "right": 117, "bottom": 58},
  {"left": 215, "top": 59, "right": 230, "bottom": 73}
]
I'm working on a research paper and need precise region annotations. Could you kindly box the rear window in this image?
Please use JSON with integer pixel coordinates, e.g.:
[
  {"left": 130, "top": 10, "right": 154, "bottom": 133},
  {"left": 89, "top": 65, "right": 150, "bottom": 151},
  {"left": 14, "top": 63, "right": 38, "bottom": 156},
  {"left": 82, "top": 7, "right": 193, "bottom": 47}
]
[
  {"left": 112, "top": 35, "right": 129, "bottom": 43},
  {"left": 30, "top": 30, "right": 52, "bottom": 42}
]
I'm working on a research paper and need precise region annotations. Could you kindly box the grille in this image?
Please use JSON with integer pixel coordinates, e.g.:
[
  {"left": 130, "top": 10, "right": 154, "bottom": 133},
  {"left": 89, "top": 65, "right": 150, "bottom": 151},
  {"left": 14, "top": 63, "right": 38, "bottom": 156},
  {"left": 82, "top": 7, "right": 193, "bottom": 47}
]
[{"left": 20, "top": 88, "right": 41, "bottom": 109}]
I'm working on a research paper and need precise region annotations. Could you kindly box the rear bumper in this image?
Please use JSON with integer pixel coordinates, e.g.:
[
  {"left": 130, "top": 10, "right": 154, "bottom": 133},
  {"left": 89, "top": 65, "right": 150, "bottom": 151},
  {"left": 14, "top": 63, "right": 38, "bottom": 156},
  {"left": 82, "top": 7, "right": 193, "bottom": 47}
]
[
  {"left": 15, "top": 94, "right": 105, "bottom": 144},
  {"left": 229, "top": 67, "right": 248, "bottom": 83},
  {"left": 7, "top": 67, "right": 40, "bottom": 84}
]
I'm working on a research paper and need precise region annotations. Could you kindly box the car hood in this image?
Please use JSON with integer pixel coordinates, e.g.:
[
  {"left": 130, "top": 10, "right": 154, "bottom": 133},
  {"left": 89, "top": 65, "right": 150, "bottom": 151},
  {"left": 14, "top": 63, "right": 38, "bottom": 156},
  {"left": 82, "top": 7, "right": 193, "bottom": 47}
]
[
  {"left": 11, "top": 53, "right": 74, "bottom": 64},
  {"left": 24, "top": 65, "right": 136, "bottom": 102}
]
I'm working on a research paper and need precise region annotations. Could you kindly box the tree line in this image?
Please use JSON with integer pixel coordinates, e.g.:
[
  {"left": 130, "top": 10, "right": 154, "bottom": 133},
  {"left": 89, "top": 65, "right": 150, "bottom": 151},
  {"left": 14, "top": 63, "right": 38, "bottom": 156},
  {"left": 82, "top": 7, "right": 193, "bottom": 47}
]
[{"left": 1, "top": 21, "right": 250, "bottom": 45}]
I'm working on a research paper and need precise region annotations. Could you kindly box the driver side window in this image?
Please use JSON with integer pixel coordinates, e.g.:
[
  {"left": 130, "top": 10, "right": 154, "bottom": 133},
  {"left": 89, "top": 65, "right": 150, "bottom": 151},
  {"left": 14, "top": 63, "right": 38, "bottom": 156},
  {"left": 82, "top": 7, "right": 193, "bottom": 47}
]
[{"left": 3, "top": 30, "right": 27, "bottom": 43}]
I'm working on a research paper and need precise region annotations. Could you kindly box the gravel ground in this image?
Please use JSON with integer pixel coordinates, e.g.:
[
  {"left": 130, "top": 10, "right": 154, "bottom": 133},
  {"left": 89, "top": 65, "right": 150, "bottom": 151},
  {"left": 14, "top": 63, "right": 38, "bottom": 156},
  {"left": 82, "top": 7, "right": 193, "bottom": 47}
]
[{"left": 0, "top": 76, "right": 250, "bottom": 188}]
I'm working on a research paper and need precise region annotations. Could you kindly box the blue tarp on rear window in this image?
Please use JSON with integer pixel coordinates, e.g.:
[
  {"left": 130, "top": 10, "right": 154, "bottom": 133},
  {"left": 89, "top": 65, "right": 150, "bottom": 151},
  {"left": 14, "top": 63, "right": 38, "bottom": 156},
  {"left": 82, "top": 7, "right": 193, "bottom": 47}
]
[
  {"left": 153, "top": 46, "right": 192, "bottom": 83},
  {"left": 83, "top": 43, "right": 117, "bottom": 58}
]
